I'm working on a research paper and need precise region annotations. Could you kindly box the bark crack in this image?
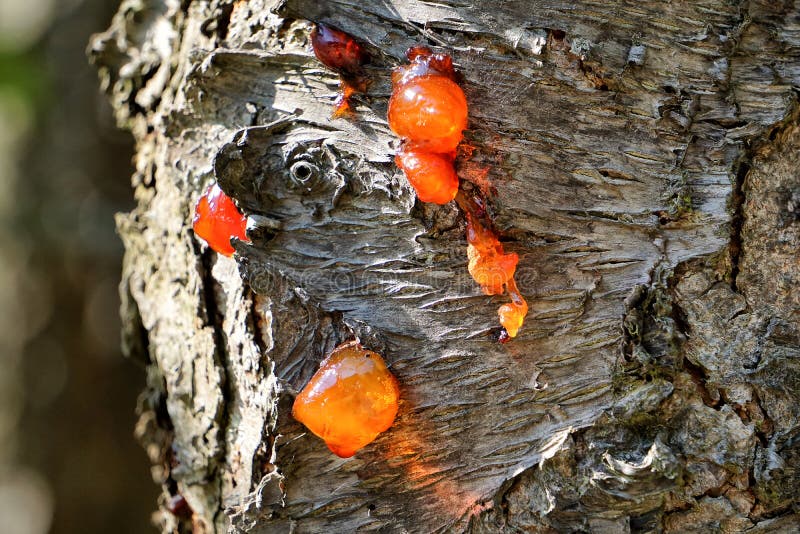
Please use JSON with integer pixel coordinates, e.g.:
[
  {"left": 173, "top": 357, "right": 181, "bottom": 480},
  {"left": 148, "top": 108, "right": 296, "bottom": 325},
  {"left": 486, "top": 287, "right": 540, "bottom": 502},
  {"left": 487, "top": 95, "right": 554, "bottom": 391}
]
[
  {"left": 728, "top": 158, "right": 748, "bottom": 292},
  {"left": 197, "top": 248, "right": 235, "bottom": 530}
]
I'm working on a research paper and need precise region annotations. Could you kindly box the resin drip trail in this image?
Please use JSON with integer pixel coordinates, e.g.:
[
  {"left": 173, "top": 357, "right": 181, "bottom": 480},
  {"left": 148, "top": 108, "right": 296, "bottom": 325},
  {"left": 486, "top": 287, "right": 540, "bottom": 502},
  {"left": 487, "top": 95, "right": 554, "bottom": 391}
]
[
  {"left": 456, "top": 191, "right": 528, "bottom": 340},
  {"left": 389, "top": 46, "right": 528, "bottom": 339}
]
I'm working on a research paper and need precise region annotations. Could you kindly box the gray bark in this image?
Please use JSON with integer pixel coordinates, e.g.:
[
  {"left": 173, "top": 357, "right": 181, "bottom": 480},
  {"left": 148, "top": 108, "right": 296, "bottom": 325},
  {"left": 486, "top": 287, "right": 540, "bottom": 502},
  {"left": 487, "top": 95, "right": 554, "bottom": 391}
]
[{"left": 89, "top": 0, "right": 800, "bottom": 532}]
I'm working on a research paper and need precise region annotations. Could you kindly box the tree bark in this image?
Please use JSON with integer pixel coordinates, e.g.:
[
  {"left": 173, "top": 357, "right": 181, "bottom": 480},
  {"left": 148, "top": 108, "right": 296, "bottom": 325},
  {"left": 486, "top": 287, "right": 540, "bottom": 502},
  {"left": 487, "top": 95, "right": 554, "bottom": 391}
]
[{"left": 89, "top": 0, "right": 800, "bottom": 532}]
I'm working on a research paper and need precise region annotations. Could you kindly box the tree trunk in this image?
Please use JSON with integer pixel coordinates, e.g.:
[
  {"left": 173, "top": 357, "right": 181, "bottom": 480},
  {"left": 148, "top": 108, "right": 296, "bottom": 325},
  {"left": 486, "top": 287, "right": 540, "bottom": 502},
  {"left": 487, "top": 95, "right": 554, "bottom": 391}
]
[{"left": 89, "top": 0, "right": 800, "bottom": 532}]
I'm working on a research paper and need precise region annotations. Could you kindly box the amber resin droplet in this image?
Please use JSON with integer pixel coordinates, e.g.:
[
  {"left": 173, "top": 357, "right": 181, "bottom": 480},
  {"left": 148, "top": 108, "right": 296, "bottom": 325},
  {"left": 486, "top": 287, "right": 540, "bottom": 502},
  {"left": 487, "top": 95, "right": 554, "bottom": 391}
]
[
  {"left": 192, "top": 183, "right": 249, "bottom": 257},
  {"left": 466, "top": 213, "right": 519, "bottom": 295},
  {"left": 498, "top": 278, "right": 528, "bottom": 338},
  {"left": 388, "top": 47, "right": 468, "bottom": 153},
  {"left": 292, "top": 341, "right": 400, "bottom": 458},
  {"left": 395, "top": 149, "right": 459, "bottom": 204},
  {"left": 389, "top": 46, "right": 466, "bottom": 206},
  {"left": 388, "top": 47, "right": 530, "bottom": 338}
]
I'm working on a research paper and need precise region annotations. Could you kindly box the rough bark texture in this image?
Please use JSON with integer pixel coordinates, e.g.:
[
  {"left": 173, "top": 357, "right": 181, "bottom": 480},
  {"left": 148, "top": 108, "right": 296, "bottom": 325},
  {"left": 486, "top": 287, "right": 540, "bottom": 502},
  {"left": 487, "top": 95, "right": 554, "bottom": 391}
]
[{"left": 89, "top": 0, "right": 799, "bottom": 532}]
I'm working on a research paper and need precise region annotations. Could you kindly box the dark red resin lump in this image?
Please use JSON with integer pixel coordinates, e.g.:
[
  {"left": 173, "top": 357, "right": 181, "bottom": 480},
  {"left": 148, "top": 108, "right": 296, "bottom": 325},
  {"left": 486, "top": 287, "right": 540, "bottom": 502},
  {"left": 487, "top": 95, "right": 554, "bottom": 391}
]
[
  {"left": 311, "top": 23, "right": 366, "bottom": 75},
  {"left": 192, "top": 183, "right": 248, "bottom": 257},
  {"left": 310, "top": 23, "right": 368, "bottom": 117}
]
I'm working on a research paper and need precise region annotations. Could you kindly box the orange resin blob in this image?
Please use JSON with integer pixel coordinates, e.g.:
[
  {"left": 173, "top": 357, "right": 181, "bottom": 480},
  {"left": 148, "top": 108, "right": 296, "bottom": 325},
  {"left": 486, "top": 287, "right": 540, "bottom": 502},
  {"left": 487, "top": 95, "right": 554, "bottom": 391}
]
[
  {"left": 292, "top": 341, "right": 400, "bottom": 458},
  {"left": 389, "top": 46, "right": 467, "bottom": 203},
  {"left": 465, "top": 214, "right": 519, "bottom": 295},
  {"left": 395, "top": 149, "right": 459, "bottom": 204},
  {"left": 388, "top": 75, "right": 468, "bottom": 153},
  {"left": 192, "top": 183, "right": 249, "bottom": 257},
  {"left": 498, "top": 302, "right": 528, "bottom": 338},
  {"left": 467, "top": 245, "right": 519, "bottom": 295},
  {"left": 499, "top": 279, "right": 528, "bottom": 338},
  {"left": 332, "top": 78, "right": 359, "bottom": 117}
]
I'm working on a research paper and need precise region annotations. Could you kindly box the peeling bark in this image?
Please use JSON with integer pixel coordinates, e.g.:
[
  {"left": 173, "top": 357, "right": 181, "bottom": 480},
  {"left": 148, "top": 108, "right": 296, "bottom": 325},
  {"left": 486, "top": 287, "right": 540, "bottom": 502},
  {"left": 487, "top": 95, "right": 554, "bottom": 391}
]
[{"left": 90, "top": 0, "right": 799, "bottom": 532}]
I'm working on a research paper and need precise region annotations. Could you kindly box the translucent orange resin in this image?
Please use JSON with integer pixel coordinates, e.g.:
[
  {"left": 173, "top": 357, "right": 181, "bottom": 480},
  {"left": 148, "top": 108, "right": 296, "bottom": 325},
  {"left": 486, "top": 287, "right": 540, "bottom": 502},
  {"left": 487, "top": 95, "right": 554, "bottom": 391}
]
[
  {"left": 388, "top": 47, "right": 529, "bottom": 339},
  {"left": 498, "top": 278, "right": 528, "bottom": 338},
  {"left": 192, "top": 183, "right": 248, "bottom": 257},
  {"left": 389, "top": 67, "right": 467, "bottom": 153},
  {"left": 461, "top": 205, "right": 528, "bottom": 338},
  {"left": 292, "top": 341, "right": 400, "bottom": 458},
  {"left": 466, "top": 213, "right": 519, "bottom": 295},
  {"left": 395, "top": 149, "right": 459, "bottom": 204},
  {"left": 389, "top": 46, "right": 466, "bottom": 202},
  {"left": 332, "top": 78, "right": 359, "bottom": 117}
]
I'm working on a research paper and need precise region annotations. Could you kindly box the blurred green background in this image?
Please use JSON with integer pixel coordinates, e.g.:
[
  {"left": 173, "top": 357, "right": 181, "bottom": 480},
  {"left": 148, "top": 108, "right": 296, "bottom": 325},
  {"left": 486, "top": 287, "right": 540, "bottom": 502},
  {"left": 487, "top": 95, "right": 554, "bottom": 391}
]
[{"left": 0, "top": 0, "right": 157, "bottom": 532}]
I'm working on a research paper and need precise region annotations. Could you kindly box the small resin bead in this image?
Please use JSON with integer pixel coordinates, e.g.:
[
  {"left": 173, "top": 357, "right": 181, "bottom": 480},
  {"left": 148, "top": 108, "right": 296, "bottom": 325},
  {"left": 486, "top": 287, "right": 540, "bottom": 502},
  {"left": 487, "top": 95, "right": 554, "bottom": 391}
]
[
  {"left": 292, "top": 341, "right": 400, "bottom": 458},
  {"left": 498, "top": 300, "right": 528, "bottom": 338},
  {"left": 395, "top": 149, "right": 459, "bottom": 204},
  {"left": 192, "top": 183, "right": 249, "bottom": 257},
  {"left": 310, "top": 23, "right": 366, "bottom": 76},
  {"left": 388, "top": 75, "right": 468, "bottom": 153}
]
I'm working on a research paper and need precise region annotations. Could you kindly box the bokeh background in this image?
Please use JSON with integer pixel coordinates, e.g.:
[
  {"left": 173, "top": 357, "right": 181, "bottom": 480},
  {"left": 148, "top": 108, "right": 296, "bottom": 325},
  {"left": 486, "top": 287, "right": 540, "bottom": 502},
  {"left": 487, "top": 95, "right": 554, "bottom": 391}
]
[{"left": 0, "top": 0, "right": 157, "bottom": 532}]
